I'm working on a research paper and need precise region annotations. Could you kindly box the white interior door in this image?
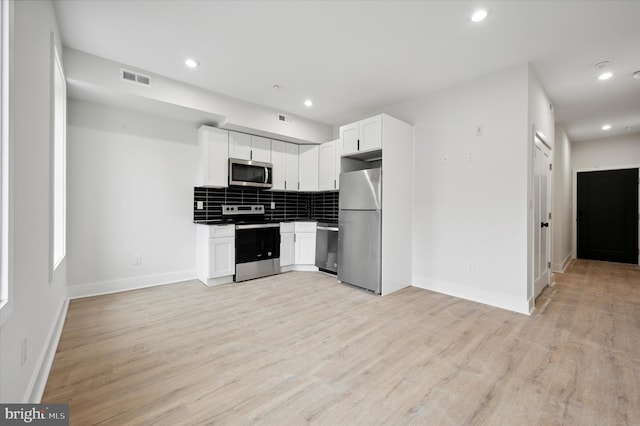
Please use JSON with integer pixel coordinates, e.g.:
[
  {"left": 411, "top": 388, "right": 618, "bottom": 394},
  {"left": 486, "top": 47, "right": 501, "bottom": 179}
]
[{"left": 533, "top": 136, "right": 552, "bottom": 299}]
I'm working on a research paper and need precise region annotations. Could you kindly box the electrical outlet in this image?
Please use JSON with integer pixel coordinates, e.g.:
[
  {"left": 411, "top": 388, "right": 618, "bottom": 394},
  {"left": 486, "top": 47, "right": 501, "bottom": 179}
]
[
  {"left": 196, "top": 201, "right": 204, "bottom": 210},
  {"left": 475, "top": 125, "right": 483, "bottom": 136},
  {"left": 271, "top": 202, "right": 275, "bottom": 210},
  {"left": 133, "top": 254, "right": 142, "bottom": 265},
  {"left": 468, "top": 264, "right": 475, "bottom": 274},
  {"left": 21, "top": 338, "right": 27, "bottom": 366},
  {"left": 467, "top": 152, "right": 473, "bottom": 162}
]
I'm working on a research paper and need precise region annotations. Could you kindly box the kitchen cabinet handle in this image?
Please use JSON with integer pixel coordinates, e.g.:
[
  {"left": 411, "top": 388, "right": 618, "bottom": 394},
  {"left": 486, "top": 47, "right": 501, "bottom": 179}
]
[
  {"left": 334, "top": 179, "right": 336, "bottom": 189},
  {"left": 357, "top": 139, "right": 360, "bottom": 151},
  {"left": 284, "top": 180, "right": 287, "bottom": 190},
  {"left": 541, "top": 222, "right": 549, "bottom": 228},
  {"left": 250, "top": 150, "right": 253, "bottom": 160}
]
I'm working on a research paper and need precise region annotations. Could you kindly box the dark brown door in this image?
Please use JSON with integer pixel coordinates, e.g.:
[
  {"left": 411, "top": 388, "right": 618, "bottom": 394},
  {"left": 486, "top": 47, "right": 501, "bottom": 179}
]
[{"left": 577, "top": 168, "right": 638, "bottom": 264}]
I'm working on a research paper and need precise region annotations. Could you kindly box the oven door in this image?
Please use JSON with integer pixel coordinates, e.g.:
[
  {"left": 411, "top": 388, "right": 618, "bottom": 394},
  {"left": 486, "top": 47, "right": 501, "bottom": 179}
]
[
  {"left": 235, "top": 223, "right": 281, "bottom": 282},
  {"left": 229, "top": 158, "right": 273, "bottom": 189}
]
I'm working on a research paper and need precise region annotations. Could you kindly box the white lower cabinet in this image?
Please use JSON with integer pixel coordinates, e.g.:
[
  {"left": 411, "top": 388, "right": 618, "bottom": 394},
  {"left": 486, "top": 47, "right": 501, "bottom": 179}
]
[
  {"left": 280, "top": 222, "right": 317, "bottom": 271},
  {"left": 196, "top": 224, "right": 235, "bottom": 286},
  {"left": 280, "top": 228, "right": 295, "bottom": 267},
  {"left": 294, "top": 222, "right": 316, "bottom": 265}
]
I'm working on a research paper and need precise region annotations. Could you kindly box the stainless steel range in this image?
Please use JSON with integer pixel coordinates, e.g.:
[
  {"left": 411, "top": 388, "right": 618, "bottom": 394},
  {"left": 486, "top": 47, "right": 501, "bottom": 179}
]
[{"left": 223, "top": 205, "right": 281, "bottom": 282}]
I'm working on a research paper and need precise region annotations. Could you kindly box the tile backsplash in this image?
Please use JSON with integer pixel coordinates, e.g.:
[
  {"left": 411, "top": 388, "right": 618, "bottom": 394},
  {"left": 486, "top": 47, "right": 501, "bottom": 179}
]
[
  {"left": 309, "top": 192, "right": 339, "bottom": 223},
  {"left": 194, "top": 187, "right": 339, "bottom": 223}
]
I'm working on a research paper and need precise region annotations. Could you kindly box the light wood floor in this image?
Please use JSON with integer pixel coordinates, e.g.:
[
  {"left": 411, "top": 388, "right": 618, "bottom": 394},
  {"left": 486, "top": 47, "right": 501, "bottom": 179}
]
[{"left": 43, "top": 259, "right": 640, "bottom": 425}]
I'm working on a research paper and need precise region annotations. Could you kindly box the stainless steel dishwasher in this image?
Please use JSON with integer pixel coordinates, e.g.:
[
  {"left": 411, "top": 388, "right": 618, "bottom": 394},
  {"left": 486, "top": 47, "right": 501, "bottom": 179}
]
[{"left": 315, "top": 223, "right": 338, "bottom": 274}]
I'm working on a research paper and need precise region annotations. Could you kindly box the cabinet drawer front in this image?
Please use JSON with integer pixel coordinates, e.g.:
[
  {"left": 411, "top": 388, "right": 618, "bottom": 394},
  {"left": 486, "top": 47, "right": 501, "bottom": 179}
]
[
  {"left": 280, "top": 222, "right": 295, "bottom": 233},
  {"left": 209, "top": 224, "right": 235, "bottom": 238},
  {"left": 294, "top": 222, "right": 317, "bottom": 233}
]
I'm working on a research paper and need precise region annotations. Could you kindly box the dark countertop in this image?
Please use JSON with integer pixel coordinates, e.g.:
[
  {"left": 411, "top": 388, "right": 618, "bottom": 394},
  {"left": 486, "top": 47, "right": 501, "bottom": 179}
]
[{"left": 195, "top": 218, "right": 319, "bottom": 226}]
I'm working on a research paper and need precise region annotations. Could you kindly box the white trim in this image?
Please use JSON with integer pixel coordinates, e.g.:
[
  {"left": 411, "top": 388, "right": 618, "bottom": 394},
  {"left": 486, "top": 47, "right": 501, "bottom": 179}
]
[
  {"left": 67, "top": 269, "right": 196, "bottom": 299},
  {"left": 280, "top": 265, "right": 319, "bottom": 273},
  {"left": 412, "top": 275, "right": 531, "bottom": 315},
  {"left": 0, "top": 0, "right": 11, "bottom": 327},
  {"left": 552, "top": 252, "right": 573, "bottom": 273},
  {"left": 24, "top": 297, "right": 68, "bottom": 402},
  {"left": 50, "top": 37, "right": 66, "bottom": 274},
  {"left": 531, "top": 128, "right": 553, "bottom": 301},
  {"left": 200, "top": 275, "right": 234, "bottom": 287}
]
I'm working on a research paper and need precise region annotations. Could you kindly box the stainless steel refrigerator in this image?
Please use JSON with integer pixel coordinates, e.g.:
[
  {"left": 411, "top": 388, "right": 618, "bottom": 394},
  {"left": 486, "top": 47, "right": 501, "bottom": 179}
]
[{"left": 338, "top": 168, "right": 382, "bottom": 294}]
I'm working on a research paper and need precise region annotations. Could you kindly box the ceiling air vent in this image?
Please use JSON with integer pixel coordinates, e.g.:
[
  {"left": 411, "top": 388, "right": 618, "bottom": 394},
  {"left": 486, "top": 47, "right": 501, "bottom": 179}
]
[
  {"left": 278, "top": 113, "right": 292, "bottom": 124},
  {"left": 121, "top": 69, "right": 151, "bottom": 86}
]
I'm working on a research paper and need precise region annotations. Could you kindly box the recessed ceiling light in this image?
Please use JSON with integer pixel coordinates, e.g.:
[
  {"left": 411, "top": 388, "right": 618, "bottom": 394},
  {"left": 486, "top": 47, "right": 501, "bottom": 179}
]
[
  {"left": 597, "top": 71, "right": 613, "bottom": 81},
  {"left": 601, "top": 124, "right": 611, "bottom": 130},
  {"left": 272, "top": 84, "right": 281, "bottom": 90},
  {"left": 471, "top": 9, "right": 488, "bottom": 23},
  {"left": 304, "top": 99, "right": 313, "bottom": 107},
  {"left": 185, "top": 58, "right": 199, "bottom": 69},
  {"left": 593, "top": 60, "right": 611, "bottom": 69}
]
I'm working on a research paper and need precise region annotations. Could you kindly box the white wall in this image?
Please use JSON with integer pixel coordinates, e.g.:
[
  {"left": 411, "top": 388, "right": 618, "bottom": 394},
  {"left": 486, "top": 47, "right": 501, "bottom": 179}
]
[
  {"left": 527, "top": 68, "right": 555, "bottom": 150},
  {"left": 526, "top": 67, "right": 555, "bottom": 302},
  {"left": 63, "top": 48, "right": 333, "bottom": 145},
  {"left": 572, "top": 132, "right": 640, "bottom": 171},
  {"left": 66, "top": 99, "right": 198, "bottom": 297},
  {"left": 0, "top": 0, "right": 68, "bottom": 402},
  {"left": 385, "top": 64, "right": 531, "bottom": 314},
  {"left": 552, "top": 124, "right": 573, "bottom": 272}
]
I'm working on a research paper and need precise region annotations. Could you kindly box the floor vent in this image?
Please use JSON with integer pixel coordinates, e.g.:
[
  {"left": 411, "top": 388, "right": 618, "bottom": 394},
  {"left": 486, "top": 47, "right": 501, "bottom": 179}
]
[{"left": 121, "top": 69, "right": 151, "bottom": 86}]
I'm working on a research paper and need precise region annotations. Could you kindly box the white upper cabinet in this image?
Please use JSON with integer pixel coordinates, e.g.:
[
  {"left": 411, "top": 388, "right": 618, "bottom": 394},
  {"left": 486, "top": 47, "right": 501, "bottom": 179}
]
[
  {"left": 318, "top": 140, "right": 339, "bottom": 191},
  {"left": 340, "top": 122, "right": 359, "bottom": 155},
  {"left": 359, "top": 115, "right": 383, "bottom": 152},
  {"left": 298, "top": 145, "right": 319, "bottom": 192},
  {"left": 251, "top": 135, "right": 271, "bottom": 163},
  {"left": 228, "top": 131, "right": 251, "bottom": 160},
  {"left": 271, "top": 140, "right": 299, "bottom": 191},
  {"left": 340, "top": 114, "right": 383, "bottom": 157},
  {"left": 271, "top": 140, "right": 286, "bottom": 190},
  {"left": 284, "top": 142, "right": 299, "bottom": 191},
  {"left": 197, "top": 126, "right": 229, "bottom": 188},
  {"left": 229, "top": 131, "right": 271, "bottom": 162}
]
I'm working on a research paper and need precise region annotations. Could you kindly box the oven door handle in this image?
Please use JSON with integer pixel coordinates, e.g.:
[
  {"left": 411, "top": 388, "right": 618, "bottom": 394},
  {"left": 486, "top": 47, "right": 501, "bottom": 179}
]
[{"left": 236, "top": 223, "right": 280, "bottom": 230}]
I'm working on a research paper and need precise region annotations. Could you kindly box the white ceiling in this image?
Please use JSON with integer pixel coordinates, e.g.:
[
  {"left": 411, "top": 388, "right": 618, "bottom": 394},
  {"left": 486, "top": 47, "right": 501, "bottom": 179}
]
[{"left": 54, "top": 0, "right": 640, "bottom": 142}]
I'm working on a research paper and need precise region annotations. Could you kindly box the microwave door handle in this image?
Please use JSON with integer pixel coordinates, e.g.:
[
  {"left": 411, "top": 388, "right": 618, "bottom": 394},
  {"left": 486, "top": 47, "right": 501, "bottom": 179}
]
[{"left": 264, "top": 167, "right": 269, "bottom": 184}]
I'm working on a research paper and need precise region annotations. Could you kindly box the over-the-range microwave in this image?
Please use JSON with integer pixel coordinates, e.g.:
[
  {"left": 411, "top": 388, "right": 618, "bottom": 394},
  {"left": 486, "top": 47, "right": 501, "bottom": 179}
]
[{"left": 228, "top": 158, "right": 273, "bottom": 189}]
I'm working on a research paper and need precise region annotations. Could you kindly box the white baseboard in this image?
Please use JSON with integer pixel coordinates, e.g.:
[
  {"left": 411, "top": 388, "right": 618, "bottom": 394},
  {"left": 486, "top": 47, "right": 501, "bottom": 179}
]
[
  {"left": 412, "top": 275, "right": 531, "bottom": 315},
  {"left": 552, "top": 252, "right": 573, "bottom": 273},
  {"left": 201, "top": 275, "right": 234, "bottom": 287},
  {"left": 67, "top": 269, "right": 197, "bottom": 299},
  {"left": 280, "top": 265, "right": 319, "bottom": 273},
  {"left": 26, "top": 297, "right": 69, "bottom": 403}
]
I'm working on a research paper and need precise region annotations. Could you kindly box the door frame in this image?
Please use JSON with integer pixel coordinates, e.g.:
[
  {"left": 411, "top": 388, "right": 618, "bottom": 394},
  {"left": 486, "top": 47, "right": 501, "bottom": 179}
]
[
  {"left": 531, "top": 131, "right": 553, "bottom": 302},
  {"left": 572, "top": 165, "right": 640, "bottom": 265}
]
